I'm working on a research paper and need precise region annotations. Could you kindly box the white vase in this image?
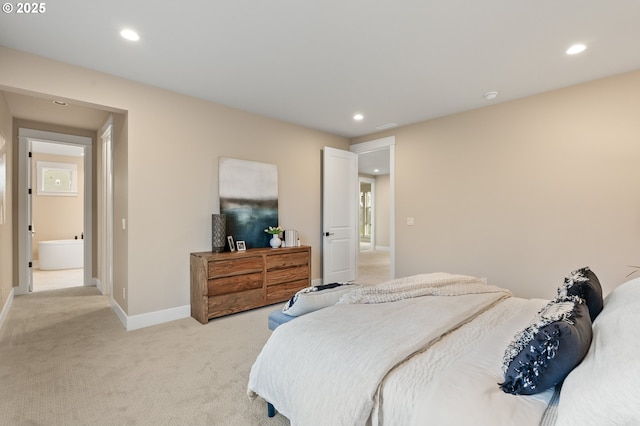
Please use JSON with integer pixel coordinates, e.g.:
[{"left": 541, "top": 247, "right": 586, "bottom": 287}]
[{"left": 270, "top": 235, "right": 282, "bottom": 248}]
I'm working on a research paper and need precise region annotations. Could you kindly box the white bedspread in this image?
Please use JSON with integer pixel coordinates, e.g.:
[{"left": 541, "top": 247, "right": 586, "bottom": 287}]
[
  {"left": 337, "top": 272, "right": 493, "bottom": 304},
  {"left": 401, "top": 297, "right": 553, "bottom": 426},
  {"left": 247, "top": 274, "right": 511, "bottom": 426}
]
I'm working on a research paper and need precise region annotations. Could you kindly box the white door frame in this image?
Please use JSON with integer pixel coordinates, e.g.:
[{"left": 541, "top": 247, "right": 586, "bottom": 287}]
[
  {"left": 350, "top": 136, "right": 395, "bottom": 280},
  {"left": 98, "top": 118, "right": 113, "bottom": 296},
  {"left": 17, "top": 128, "right": 93, "bottom": 295}
]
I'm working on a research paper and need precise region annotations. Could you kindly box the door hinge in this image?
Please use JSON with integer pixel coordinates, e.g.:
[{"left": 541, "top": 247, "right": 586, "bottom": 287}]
[
  {"left": 28, "top": 262, "right": 32, "bottom": 268},
  {"left": 28, "top": 151, "right": 32, "bottom": 158},
  {"left": 28, "top": 225, "right": 32, "bottom": 231},
  {"left": 28, "top": 188, "right": 32, "bottom": 195}
]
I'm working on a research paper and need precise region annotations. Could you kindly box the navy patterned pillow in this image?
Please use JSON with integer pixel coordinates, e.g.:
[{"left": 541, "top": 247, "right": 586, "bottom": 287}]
[
  {"left": 557, "top": 267, "right": 603, "bottom": 321},
  {"left": 499, "top": 298, "right": 592, "bottom": 395}
]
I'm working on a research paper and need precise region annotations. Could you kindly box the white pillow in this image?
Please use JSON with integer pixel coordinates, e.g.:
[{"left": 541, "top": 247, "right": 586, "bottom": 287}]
[
  {"left": 282, "top": 283, "right": 360, "bottom": 316},
  {"left": 555, "top": 277, "right": 640, "bottom": 425}
]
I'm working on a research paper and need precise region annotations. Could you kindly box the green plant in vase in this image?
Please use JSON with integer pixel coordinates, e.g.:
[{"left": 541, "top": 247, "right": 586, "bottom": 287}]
[{"left": 265, "top": 226, "right": 283, "bottom": 248}]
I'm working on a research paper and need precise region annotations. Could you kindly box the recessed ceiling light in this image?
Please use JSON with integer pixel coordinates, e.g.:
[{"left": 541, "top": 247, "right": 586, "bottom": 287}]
[
  {"left": 483, "top": 91, "right": 498, "bottom": 100},
  {"left": 120, "top": 29, "right": 140, "bottom": 41},
  {"left": 353, "top": 113, "right": 364, "bottom": 121},
  {"left": 373, "top": 169, "right": 380, "bottom": 173},
  {"left": 52, "top": 100, "right": 68, "bottom": 107},
  {"left": 566, "top": 44, "right": 586, "bottom": 55}
]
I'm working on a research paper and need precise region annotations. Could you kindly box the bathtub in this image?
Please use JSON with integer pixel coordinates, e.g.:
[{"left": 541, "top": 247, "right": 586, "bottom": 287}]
[{"left": 38, "top": 239, "right": 84, "bottom": 270}]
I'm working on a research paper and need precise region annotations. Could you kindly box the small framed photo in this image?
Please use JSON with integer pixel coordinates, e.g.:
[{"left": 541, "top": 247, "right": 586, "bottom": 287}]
[
  {"left": 227, "top": 236, "right": 235, "bottom": 252},
  {"left": 236, "top": 240, "right": 246, "bottom": 252}
]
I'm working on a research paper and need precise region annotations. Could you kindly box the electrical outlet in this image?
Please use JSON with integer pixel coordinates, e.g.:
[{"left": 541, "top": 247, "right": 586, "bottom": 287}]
[{"left": 406, "top": 217, "right": 415, "bottom": 226}]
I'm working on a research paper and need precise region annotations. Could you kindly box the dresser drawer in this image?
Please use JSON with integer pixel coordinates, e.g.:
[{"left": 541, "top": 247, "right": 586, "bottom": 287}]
[
  {"left": 266, "top": 251, "right": 309, "bottom": 270},
  {"left": 208, "top": 288, "right": 264, "bottom": 318},
  {"left": 266, "top": 265, "right": 309, "bottom": 286},
  {"left": 266, "top": 280, "right": 309, "bottom": 303},
  {"left": 208, "top": 256, "right": 262, "bottom": 278},
  {"left": 208, "top": 272, "right": 263, "bottom": 296}
]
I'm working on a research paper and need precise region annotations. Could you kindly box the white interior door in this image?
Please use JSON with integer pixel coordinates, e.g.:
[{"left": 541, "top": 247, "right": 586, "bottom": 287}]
[
  {"left": 322, "top": 147, "right": 358, "bottom": 283},
  {"left": 17, "top": 136, "right": 33, "bottom": 294}
]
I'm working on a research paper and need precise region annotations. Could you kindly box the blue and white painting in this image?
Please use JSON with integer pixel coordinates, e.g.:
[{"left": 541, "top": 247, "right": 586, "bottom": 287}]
[{"left": 219, "top": 157, "right": 278, "bottom": 249}]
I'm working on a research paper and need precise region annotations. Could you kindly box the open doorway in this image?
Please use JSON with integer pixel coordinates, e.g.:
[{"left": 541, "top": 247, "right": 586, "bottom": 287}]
[
  {"left": 359, "top": 177, "right": 375, "bottom": 251},
  {"left": 352, "top": 138, "right": 394, "bottom": 286},
  {"left": 31, "top": 140, "right": 86, "bottom": 292},
  {"left": 17, "top": 128, "right": 93, "bottom": 295}
]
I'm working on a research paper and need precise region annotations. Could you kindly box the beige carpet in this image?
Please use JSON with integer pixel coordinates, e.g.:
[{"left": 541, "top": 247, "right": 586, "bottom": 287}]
[
  {"left": 0, "top": 287, "right": 290, "bottom": 426},
  {"left": 357, "top": 250, "right": 391, "bottom": 286}
]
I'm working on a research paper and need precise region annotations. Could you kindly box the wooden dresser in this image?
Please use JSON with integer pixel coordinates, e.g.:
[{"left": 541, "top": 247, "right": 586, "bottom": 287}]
[{"left": 190, "top": 246, "right": 311, "bottom": 324}]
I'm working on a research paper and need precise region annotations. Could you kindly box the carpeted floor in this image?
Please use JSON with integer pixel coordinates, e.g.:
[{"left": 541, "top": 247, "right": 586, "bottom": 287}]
[
  {"left": 0, "top": 250, "right": 391, "bottom": 425},
  {"left": 357, "top": 250, "right": 391, "bottom": 286},
  {"left": 0, "top": 287, "right": 290, "bottom": 426}
]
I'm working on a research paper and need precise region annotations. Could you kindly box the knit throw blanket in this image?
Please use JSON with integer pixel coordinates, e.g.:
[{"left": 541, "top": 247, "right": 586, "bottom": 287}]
[{"left": 338, "top": 272, "right": 511, "bottom": 304}]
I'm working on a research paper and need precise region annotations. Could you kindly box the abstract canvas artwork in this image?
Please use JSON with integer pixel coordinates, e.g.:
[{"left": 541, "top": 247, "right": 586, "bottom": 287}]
[{"left": 219, "top": 157, "right": 278, "bottom": 249}]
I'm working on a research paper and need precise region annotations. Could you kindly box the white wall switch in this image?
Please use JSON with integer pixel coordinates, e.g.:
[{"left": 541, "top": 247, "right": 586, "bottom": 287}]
[
  {"left": 407, "top": 217, "right": 415, "bottom": 226},
  {"left": 122, "top": 218, "right": 126, "bottom": 230}
]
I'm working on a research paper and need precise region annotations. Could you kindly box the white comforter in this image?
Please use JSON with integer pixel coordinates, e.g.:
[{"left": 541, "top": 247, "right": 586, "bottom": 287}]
[
  {"left": 247, "top": 274, "right": 512, "bottom": 426},
  {"left": 397, "top": 297, "right": 554, "bottom": 425}
]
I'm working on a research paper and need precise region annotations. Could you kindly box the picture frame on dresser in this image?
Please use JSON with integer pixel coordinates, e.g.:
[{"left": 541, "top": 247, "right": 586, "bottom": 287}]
[
  {"left": 227, "top": 236, "right": 235, "bottom": 252},
  {"left": 236, "top": 240, "right": 246, "bottom": 251}
]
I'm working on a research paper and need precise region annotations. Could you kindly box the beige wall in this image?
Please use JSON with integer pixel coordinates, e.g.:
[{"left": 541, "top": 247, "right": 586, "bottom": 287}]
[
  {"left": 0, "top": 91, "right": 12, "bottom": 313},
  {"left": 111, "top": 112, "right": 129, "bottom": 311},
  {"left": 0, "top": 46, "right": 349, "bottom": 318},
  {"left": 353, "top": 70, "right": 640, "bottom": 299},
  {"left": 7, "top": 44, "right": 638, "bottom": 317},
  {"left": 31, "top": 153, "right": 84, "bottom": 260}
]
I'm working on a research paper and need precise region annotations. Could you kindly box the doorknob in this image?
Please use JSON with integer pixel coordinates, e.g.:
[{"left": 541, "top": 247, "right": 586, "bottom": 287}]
[{"left": 324, "top": 232, "right": 335, "bottom": 237}]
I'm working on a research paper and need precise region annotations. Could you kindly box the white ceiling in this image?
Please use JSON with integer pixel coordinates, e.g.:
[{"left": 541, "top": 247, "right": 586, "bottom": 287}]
[
  {"left": 1, "top": 1, "right": 640, "bottom": 139},
  {"left": 358, "top": 149, "right": 390, "bottom": 176}
]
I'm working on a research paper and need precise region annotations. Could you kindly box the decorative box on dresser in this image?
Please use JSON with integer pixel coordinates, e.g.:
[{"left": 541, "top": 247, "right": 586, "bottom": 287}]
[{"left": 190, "top": 246, "right": 311, "bottom": 324}]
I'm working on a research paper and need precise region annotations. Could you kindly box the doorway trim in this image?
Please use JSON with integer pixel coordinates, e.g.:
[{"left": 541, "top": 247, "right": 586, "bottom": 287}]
[
  {"left": 17, "top": 128, "right": 93, "bottom": 295},
  {"left": 350, "top": 136, "right": 395, "bottom": 280},
  {"left": 98, "top": 117, "right": 113, "bottom": 296}
]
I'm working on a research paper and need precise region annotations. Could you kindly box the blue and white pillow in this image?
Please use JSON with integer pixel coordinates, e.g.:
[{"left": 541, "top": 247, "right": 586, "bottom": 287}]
[
  {"left": 557, "top": 266, "right": 603, "bottom": 321},
  {"left": 499, "top": 297, "right": 592, "bottom": 395},
  {"left": 282, "top": 283, "right": 360, "bottom": 317}
]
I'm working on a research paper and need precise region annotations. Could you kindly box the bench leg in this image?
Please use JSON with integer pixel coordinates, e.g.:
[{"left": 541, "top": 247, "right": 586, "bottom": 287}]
[{"left": 267, "top": 402, "right": 276, "bottom": 417}]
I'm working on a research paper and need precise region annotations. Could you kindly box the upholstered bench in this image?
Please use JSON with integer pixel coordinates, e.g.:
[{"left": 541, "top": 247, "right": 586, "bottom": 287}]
[{"left": 268, "top": 309, "right": 296, "bottom": 330}]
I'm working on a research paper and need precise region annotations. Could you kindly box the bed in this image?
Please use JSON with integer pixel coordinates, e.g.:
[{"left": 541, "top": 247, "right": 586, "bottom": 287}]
[{"left": 247, "top": 269, "right": 640, "bottom": 425}]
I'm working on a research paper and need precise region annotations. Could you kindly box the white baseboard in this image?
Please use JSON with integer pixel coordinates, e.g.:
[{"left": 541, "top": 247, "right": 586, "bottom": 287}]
[
  {"left": 0, "top": 288, "right": 15, "bottom": 333},
  {"left": 373, "top": 245, "right": 390, "bottom": 251},
  {"left": 110, "top": 299, "right": 128, "bottom": 329},
  {"left": 94, "top": 278, "right": 104, "bottom": 294},
  {"left": 110, "top": 299, "right": 191, "bottom": 331}
]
